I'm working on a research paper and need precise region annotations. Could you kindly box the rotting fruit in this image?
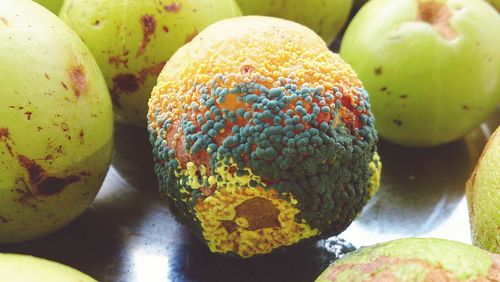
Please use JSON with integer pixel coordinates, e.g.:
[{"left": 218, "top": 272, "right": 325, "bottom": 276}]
[
  {"left": 59, "top": 0, "right": 242, "bottom": 126},
  {"left": 0, "top": 253, "right": 96, "bottom": 282},
  {"left": 32, "top": 0, "right": 64, "bottom": 14},
  {"left": 148, "top": 16, "right": 381, "bottom": 258},
  {"left": 0, "top": 0, "right": 113, "bottom": 243},
  {"left": 466, "top": 126, "right": 500, "bottom": 253},
  {"left": 315, "top": 238, "right": 500, "bottom": 281},
  {"left": 235, "top": 0, "right": 352, "bottom": 46},
  {"left": 340, "top": 0, "right": 500, "bottom": 147}
]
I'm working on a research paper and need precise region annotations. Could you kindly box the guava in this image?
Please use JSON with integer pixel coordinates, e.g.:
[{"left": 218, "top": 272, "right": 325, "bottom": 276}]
[
  {"left": 0, "top": 253, "right": 96, "bottom": 282},
  {"left": 316, "top": 238, "right": 500, "bottom": 281},
  {"left": 32, "top": 0, "right": 64, "bottom": 14},
  {"left": 0, "top": 0, "right": 113, "bottom": 243},
  {"left": 487, "top": 0, "right": 500, "bottom": 10},
  {"left": 235, "top": 0, "right": 352, "bottom": 46},
  {"left": 466, "top": 126, "right": 500, "bottom": 253},
  {"left": 148, "top": 16, "right": 381, "bottom": 258},
  {"left": 59, "top": 0, "right": 242, "bottom": 127},
  {"left": 340, "top": 0, "right": 500, "bottom": 147}
]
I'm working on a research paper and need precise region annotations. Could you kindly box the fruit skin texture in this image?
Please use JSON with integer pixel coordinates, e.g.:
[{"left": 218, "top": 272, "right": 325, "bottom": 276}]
[
  {"left": 0, "top": 0, "right": 113, "bottom": 243},
  {"left": 0, "top": 253, "right": 96, "bottom": 282},
  {"left": 340, "top": 0, "right": 500, "bottom": 147},
  {"left": 315, "top": 238, "right": 500, "bottom": 281},
  {"left": 32, "top": 0, "right": 64, "bottom": 14},
  {"left": 148, "top": 16, "right": 381, "bottom": 258},
  {"left": 467, "top": 126, "right": 500, "bottom": 253},
  {"left": 59, "top": 0, "right": 242, "bottom": 127},
  {"left": 235, "top": 0, "right": 352, "bottom": 45}
]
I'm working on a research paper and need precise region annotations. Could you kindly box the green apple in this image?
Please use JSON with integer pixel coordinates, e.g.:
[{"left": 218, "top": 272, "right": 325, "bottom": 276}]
[
  {"left": 235, "top": 0, "right": 352, "bottom": 45},
  {"left": 32, "top": 0, "right": 64, "bottom": 14},
  {"left": 467, "top": 126, "right": 500, "bottom": 253},
  {"left": 0, "top": 0, "right": 113, "bottom": 243},
  {"left": 340, "top": 0, "right": 500, "bottom": 147},
  {"left": 316, "top": 238, "right": 499, "bottom": 281},
  {"left": 59, "top": 0, "right": 242, "bottom": 126},
  {"left": 0, "top": 253, "right": 96, "bottom": 282}
]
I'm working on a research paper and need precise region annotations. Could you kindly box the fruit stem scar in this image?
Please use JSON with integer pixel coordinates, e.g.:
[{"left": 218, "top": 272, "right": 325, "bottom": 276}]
[{"left": 417, "top": 1, "right": 458, "bottom": 40}]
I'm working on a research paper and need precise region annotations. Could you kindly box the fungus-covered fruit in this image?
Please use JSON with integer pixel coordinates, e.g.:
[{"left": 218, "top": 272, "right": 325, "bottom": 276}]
[
  {"left": 59, "top": 0, "right": 242, "bottom": 126},
  {"left": 340, "top": 0, "right": 500, "bottom": 147},
  {"left": 148, "top": 16, "right": 381, "bottom": 258},
  {"left": 467, "top": 126, "right": 500, "bottom": 253},
  {"left": 33, "top": 0, "right": 64, "bottom": 14},
  {"left": 235, "top": 0, "right": 352, "bottom": 45},
  {"left": 316, "top": 238, "right": 500, "bottom": 281},
  {"left": 0, "top": 253, "right": 96, "bottom": 282},
  {"left": 0, "top": 0, "right": 113, "bottom": 243}
]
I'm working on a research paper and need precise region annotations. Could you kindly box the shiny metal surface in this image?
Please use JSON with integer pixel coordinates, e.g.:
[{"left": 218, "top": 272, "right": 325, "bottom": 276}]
[{"left": 1, "top": 107, "right": 498, "bottom": 282}]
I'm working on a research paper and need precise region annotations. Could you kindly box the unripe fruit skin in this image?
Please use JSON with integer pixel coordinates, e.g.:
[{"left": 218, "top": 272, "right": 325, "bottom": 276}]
[
  {"left": 32, "top": 0, "right": 64, "bottom": 14},
  {"left": 236, "top": 0, "right": 352, "bottom": 46},
  {"left": 0, "top": 253, "right": 96, "bottom": 282},
  {"left": 59, "top": 0, "right": 242, "bottom": 126},
  {"left": 340, "top": 0, "right": 500, "bottom": 147},
  {"left": 467, "top": 126, "right": 500, "bottom": 253},
  {"left": 0, "top": 0, "right": 113, "bottom": 243}
]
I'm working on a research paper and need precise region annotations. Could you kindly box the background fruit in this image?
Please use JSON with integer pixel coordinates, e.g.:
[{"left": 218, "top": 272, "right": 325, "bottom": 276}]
[
  {"left": 148, "top": 16, "right": 381, "bottom": 258},
  {"left": 0, "top": 0, "right": 113, "bottom": 243},
  {"left": 0, "top": 253, "right": 96, "bottom": 282},
  {"left": 466, "top": 126, "right": 500, "bottom": 253},
  {"left": 235, "top": 0, "right": 352, "bottom": 46},
  {"left": 32, "top": 0, "right": 64, "bottom": 14},
  {"left": 59, "top": 0, "right": 242, "bottom": 126},
  {"left": 316, "top": 238, "right": 500, "bottom": 281},
  {"left": 340, "top": 0, "right": 500, "bottom": 147},
  {"left": 487, "top": 0, "right": 500, "bottom": 10}
]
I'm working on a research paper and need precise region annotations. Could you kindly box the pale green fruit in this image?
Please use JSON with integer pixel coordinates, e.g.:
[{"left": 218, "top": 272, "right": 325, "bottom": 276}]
[
  {"left": 59, "top": 0, "right": 242, "bottom": 126},
  {"left": 32, "top": 0, "right": 64, "bottom": 14},
  {"left": 316, "top": 238, "right": 499, "bottom": 281},
  {"left": 340, "top": 0, "right": 500, "bottom": 147},
  {"left": 0, "top": 0, "right": 113, "bottom": 243},
  {"left": 467, "top": 126, "right": 500, "bottom": 253},
  {"left": 0, "top": 253, "right": 96, "bottom": 282},
  {"left": 236, "top": 0, "right": 352, "bottom": 45}
]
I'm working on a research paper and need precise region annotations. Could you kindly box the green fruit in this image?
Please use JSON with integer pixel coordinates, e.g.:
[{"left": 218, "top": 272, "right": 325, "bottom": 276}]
[
  {"left": 340, "top": 0, "right": 500, "bottom": 147},
  {"left": 59, "top": 0, "right": 242, "bottom": 126},
  {"left": 32, "top": 0, "right": 64, "bottom": 14},
  {"left": 316, "top": 238, "right": 500, "bottom": 281},
  {"left": 235, "top": 0, "right": 353, "bottom": 45},
  {"left": 467, "top": 126, "right": 500, "bottom": 253},
  {"left": 487, "top": 0, "right": 500, "bottom": 10},
  {"left": 0, "top": 253, "right": 96, "bottom": 282},
  {"left": 0, "top": 0, "right": 113, "bottom": 243}
]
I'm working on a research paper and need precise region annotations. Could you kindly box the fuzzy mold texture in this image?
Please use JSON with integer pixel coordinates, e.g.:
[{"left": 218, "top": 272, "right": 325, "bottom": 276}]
[{"left": 148, "top": 16, "right": 381, "bottom": 258}]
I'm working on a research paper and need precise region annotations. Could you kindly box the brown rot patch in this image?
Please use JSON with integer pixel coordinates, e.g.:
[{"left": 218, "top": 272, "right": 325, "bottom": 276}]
[
  {"left": 417, "top": 1, "right": 458, "bottom": 40},
  {"left": 185, "top": 29, "right": 199, "bottom": 44},
  {"left": 374, "top": 67, "right": 383, "bottom": 76},
  {"left": 110, "top": 73, "right": 139, "bottom": 107},
  {"left": 393, "top": 119, "right": 403, "bottom": 126},
  {"left": 24, "top": 111, "right": 32, "bottom": 120},
  {"left": 137, "top": 14, "right": 157, "bottom": 57},
  {"left": 235, "top": 197, "right": 281, "bottom": 231},
  {"left": 69, "top": 65, "right": 88, "bottom": 97},
  {"left": 164, "top": 2, "right": 182, "bottom": 13},
  {"left": 0, "top": 127, "right": 15, "bottom": 156},
  {"left": 17, "top": 154, "right": 81, "bottom": 196},
  {"left": 163, "top": 25, "right": 169, "bottom": 33}
]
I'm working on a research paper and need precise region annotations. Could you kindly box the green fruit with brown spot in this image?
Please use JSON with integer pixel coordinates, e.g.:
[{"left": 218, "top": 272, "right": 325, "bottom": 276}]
[
  {"left": 0, "top": 0, "right": 113, "bottom": 243},
  {"left": 235, "top": 0, "right": 352, "bottom": 45},
  {"left": 0, "top": 253, "right": 96, "bottom": 282},
  {"left": 316, "top": 238, "right": 500, "bottom": 281},
  {"left": 467, "top": 126, "right": 500, "bottom": 253},
  {"left": 59, "top": 0, "right": 242, "bottom": 126}
]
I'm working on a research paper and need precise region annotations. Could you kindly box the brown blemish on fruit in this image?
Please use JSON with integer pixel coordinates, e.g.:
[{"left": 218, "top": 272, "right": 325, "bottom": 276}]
[
  {"left": 417, "top": 1, "right": 458, "bottom": 40},
  {"left": 380, "top": 87, "right": 387, "bottom": 92},
  {"left": 69, "top": 65, "right": 88, "bottom": 97},
  {"left": 24, "top": 111, "right": 32, "bottom": 120},
  {"left": 374, "top": 67, "right": 383, "bottom": 76},
  {"left": 44, "top": 73, "right": 50, "bottom": 80},
  {"left": 17, "top": 154, "right": 81, "bottom": 196},
  {"left": 393, "top": 119, "right": 403, "bottom": 126},
  {"left": 93, "top": 19, "right": 101, "bottom": 26},
  {"left": 137, "top": 14, "right": 157, "bottom": 57},
  {"left": 110, "top": 73, "right": 139, "bottom": 107},
  {"left": 108, "top": 54, "right": 129, "bottom": 69},
  {"left": 462, "top": 105, "right": 470, "bottom": 111},
  {"left": 0, "top": 127, "right": 14, "bottom": 156},
  {"left": 79, "top": 130, "right": 85, "bottom": 144},
  {"left": 185, "top": 29, "right": 199, "bottom": 44},
  {"left": 399, "top": 94, "right": 408, "bottom": 99},
  {"left": 164, "top": 2, "right": 182, "bottom": 13},
  {"left": 326, "top": 256, "right": 456, "bottom": 281},
  {"left": 221, "top": 220, "right": 238, "bottom": 234},
  {"left": 235, "top": 197, "right": 280, "bottom": 231},
  {"left": 0, "top": 17, "right": 8, "bottom": 26},
  {"left": 163, "top": 25, "right": 169, "bottom": 33},
  {"left": 61, "top": 81, "right": 69, "bottom": 90}
]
